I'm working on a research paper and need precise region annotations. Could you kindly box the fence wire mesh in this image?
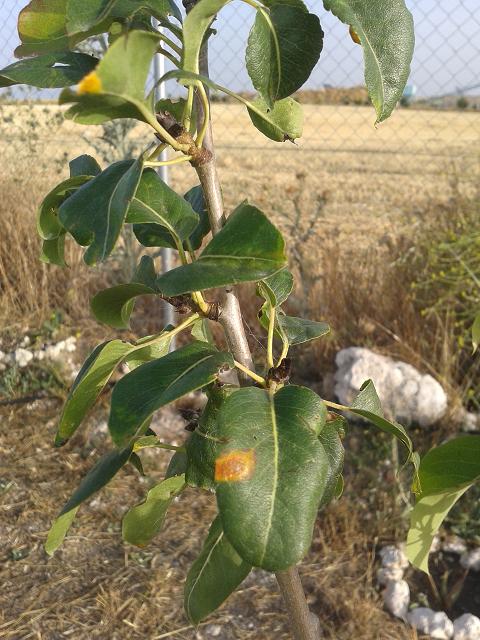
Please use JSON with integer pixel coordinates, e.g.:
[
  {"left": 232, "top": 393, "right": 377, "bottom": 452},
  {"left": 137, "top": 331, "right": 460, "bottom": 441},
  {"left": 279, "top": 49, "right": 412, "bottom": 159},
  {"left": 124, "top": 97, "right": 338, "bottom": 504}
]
[{"left": 0, "top": 0, "right": 479, "bottom": 157}]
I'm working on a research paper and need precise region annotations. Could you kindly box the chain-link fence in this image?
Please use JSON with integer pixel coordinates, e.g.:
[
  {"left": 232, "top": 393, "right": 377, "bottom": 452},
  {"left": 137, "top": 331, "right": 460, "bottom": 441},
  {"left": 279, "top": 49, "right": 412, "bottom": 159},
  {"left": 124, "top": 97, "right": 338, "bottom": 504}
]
[{"left": 0, "top": 0, "right": 479, "bottom": 156}]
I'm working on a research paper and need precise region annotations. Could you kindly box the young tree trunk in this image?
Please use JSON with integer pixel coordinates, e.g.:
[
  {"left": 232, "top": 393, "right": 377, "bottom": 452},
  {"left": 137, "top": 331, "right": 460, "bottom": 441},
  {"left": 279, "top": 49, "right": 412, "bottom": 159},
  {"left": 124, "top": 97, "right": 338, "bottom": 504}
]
[{"left": 192, "top": 31, "right": 320, "bottom": 640}]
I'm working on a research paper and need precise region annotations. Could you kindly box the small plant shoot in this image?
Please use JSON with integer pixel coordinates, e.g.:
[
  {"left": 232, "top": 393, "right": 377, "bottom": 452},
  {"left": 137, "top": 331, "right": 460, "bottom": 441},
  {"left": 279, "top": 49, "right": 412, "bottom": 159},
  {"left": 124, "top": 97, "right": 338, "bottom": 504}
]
[{"left": 11, "top": 0, "right": 473, "bottom": 637}]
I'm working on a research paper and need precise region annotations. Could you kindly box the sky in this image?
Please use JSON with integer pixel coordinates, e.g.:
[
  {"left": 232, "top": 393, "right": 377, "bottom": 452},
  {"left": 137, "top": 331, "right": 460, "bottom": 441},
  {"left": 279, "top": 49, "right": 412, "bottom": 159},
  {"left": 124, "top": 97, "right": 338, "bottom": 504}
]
[{"left": 0, "top": 0, "right": 479, "bottom": 99}]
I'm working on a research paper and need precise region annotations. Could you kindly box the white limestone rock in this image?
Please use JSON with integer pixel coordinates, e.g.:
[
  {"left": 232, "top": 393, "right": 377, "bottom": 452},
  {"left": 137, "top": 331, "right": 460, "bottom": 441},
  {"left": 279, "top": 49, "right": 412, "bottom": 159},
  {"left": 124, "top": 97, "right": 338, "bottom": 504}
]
[
  {"left": 334, "top": 347, "right": 447, "bottom": 426},
  {"left": 14, "top": 348, "right": 33, "bottom": 368},
  {"left": 460, "top": 548, "right": 480, "bottom": 571},
  {"left": 377, "top": 566, "right": 404, "bottom": 585},
  {"left": 453, "top": 613, "right": 480, "bottom": 640},
  {"left": 443, "top": 536, "right": 468, "bottom": 556},
  {"left": 383, "top": 580, "right": 410, "bottom": 620},
  {"left": 379, "top": 545, "right": 409, "bottom": 570},
  {"left": 408, "top": 608, "right": 454, "bottom": 639}
]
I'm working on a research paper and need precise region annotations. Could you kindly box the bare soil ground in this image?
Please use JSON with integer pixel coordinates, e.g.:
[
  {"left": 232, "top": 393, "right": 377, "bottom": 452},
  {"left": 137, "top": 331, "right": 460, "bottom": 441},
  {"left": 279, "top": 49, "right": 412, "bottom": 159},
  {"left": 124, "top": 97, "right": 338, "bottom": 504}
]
[{"left": 1, "top": 103, "right": 478, "bottom": 639}]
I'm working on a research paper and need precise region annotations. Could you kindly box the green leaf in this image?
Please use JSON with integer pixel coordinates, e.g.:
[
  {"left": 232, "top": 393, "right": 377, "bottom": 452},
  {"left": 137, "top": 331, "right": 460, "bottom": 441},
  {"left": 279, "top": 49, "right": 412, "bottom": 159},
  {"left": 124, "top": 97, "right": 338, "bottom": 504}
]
[
  {"left": 318, "top": 414, "right": 345, "bottom": 509},
  {"left": 69, "top": 154, "right": 101, "bottom": 177},
  {"left": 275, "top": 385, "right": 327, "bottom": 436},
  {"left": 15, "top": 0, "right": 176, "bottom": 56},
  {"left": 132, "top": 254, "right": 158, "bottom": 289},
  {"left": 184, "top": 516, "right": 251, "bottom": 624},
  {"left": 59, "top": 31, "right": 160, "bottom": 127},
  {"left": 257, "top": 269, "right": 294, "bottom": 307},
  {"left": 55, "top": 340, "right": 133, "bottom": 446},
  {"left": 247, "top": 96, "right": 303, "bottom": 142},
  {"left": 129, "top": 451, "right": 145, "bottom": 476},
  {"left": 40, "top": 234, "right": 66, "bottom": 266},
  {"left": 412, "top": 436, "right": 480, "bottom": 497},
  {"left": 246, "top": 5, "right": 323, "bottom": 107},
  {"left": 166, "top": 450, "right": 188, "bottom": 478},
  {"left": 406, "top": 436, "right": 480, "bottom": 572},
  {"left": 186, "top": 386, "right": 234, "bottom": 490},
  {"left": 473, "top": 313, "right": 480, "bottom": 353},
  {"left": 66, "top": 0, "right": 181, "bottom": 38},
  {"left": 347, "top": 380, "right": 415, "bottom": 465},
  {"left": 406, "top": 488, "right": 470, "bottom": 574},
  {"left": 91, "top": 256, "right": 162, "bottom": 329},
  {"left": 215, "top": 386, "right": 329, "bottom": 570},
  {"left": 132, "top": 182, "right": 210, "bottom": 251},
  {"left": 322, "top": 0, "right": 414, "bottom": 123},
  {"left": 182, "top": 0, "right": 230, "bottom": 74},
  {"left": 15, "top": 0, "right": 87, "bottom": 56},
  {"left": 122, "top": 474, "right": 185, "bottom": 547},
  {"left": 156, "top": 202, "right": 286, "bottom": 296},
  {"left": 184, "top": 185, "right": 210, "bottom": 251},
  {"left": 163, "top": 69, "right": 302, "bottom": 143},
  {"left": 45, "top": 446, "right": 132, "bottom": 554},
  {"left": 91, "top": 283, "right": 155, "bottom": 329},
  {"left": 0, "top": 51, "right": 98, "bottom": 88},
  {"left": 37, "top": 175, "right": 93, "bottom": 241},
  {"left": 45, "top": 507, "right": 79, "bottom": 555},
  {"left": 129, "top": 168, "right": 199, "bottom": 249},
  {"left": 127, "top": 330, "right": 177, "bottom": 370},
  {"left": 190, "top": 318, "right": 214, "bottom": 344},
  {"left": 59, "top": 158, "right": 143, "bottom": 265},
  {"left": 133, "top": 435, "right": 180, "bottom": 452},
  {"left": 108, "top": 342, "right": 234, "bottom": 447},
  {"left": 259, "top": 307, "right": 330, "bottom": 346},
  {"left": 56, "top": 329, "right": 176, "bottom": 445},
  {"left": 276, "top": 314, "right": 330, "bottom": 346}
]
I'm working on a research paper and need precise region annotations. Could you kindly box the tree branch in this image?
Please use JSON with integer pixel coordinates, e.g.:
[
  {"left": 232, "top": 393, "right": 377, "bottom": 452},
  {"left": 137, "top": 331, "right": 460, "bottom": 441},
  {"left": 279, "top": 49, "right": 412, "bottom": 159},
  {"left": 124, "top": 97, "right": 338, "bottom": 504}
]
[{"left": 191, "top": 18, "right": 320, "bottom": 640}]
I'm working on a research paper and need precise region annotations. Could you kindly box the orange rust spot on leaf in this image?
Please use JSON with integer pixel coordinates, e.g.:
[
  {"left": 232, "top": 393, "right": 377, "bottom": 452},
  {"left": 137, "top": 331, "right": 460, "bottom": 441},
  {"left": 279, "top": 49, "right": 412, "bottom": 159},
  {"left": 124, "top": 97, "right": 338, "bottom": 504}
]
[
  {"left": 215, "top": 449, "right": 256, "bottom": 483},
  {"left": 78, "top": 71, "right": 102, "bottom": 95},
  {"left": 349, "top": 25, "right": 361, "bottom": 45}
]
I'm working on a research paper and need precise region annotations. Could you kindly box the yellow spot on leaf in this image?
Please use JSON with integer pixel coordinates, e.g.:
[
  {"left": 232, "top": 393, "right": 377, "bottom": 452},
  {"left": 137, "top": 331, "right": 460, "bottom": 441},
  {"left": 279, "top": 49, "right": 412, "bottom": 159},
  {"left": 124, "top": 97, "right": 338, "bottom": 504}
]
[
  {"left": 215, "top": 450, "right": 255, "bottom": 483},
  {"left": 349, "top": 25, "right": 361, "bottom": 45},
  {"left": 77, "top": 71, "right": 102, "bottom": 95}
]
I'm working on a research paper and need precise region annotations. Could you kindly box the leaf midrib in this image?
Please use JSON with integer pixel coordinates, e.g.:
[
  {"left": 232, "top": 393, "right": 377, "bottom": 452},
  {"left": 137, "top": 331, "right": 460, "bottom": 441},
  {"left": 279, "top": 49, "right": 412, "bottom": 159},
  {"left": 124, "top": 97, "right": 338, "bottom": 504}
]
[{"left": 259, "top": 394, "right": 279, "bottom": 565}]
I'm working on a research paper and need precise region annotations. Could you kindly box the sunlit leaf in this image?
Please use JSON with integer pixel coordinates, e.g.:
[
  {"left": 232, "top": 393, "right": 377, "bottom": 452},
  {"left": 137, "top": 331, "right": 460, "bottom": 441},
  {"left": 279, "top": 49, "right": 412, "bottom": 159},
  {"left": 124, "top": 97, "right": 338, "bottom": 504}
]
[
  {"left": 322, "top": 0, "right": 414, "bottom": 123},
  {"left": 122, "top": 474, "right": 185, "bottom": 547},
  {"left": 59, "top": 31, "right": 160, "bottom": 127},
  {"left": 406, "top": 434, "right": 480, "bottom": 573},
  {"left": 247, "top": 96, "right": 303, "bottom": 141},
  {"left": 472, "top": 313, "right": 480, "bottom": 353},
  {"left": 66, "top": 0, "right": 182, "bottom": 37}
]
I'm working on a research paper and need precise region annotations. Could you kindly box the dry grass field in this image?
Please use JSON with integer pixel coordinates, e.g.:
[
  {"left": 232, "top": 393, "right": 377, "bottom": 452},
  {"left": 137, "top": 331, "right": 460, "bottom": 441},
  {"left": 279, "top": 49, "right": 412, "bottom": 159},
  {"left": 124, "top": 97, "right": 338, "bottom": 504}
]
[{"left": 0, "top": 103, "right": 479, "bottom": 639}]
